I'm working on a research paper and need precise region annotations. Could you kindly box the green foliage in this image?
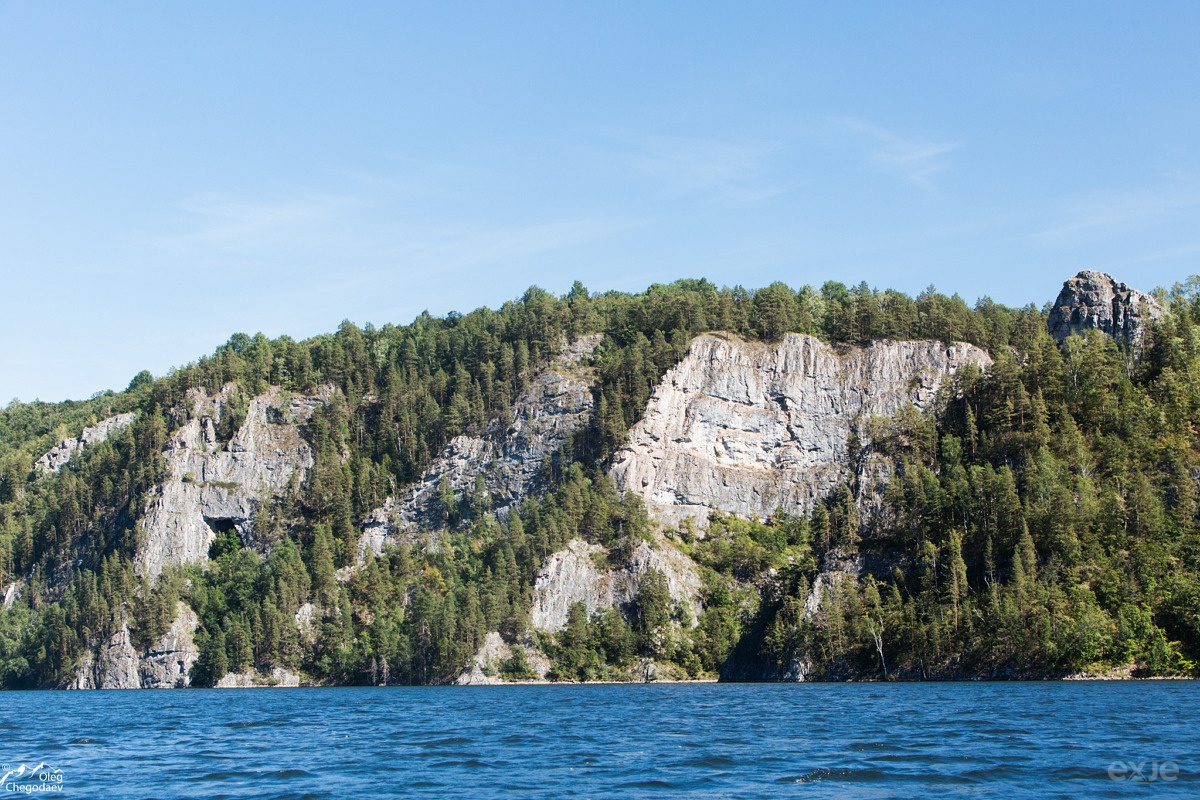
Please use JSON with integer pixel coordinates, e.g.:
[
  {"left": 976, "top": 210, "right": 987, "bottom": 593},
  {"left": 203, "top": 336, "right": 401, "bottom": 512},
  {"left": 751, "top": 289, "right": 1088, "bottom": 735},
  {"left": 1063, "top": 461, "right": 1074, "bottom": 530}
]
[
  {"left": 543, "top": 603, "right": 636, "bottom": 681},
  {"left": 498, "top": 645, "right": 535, "bottom": 681}
]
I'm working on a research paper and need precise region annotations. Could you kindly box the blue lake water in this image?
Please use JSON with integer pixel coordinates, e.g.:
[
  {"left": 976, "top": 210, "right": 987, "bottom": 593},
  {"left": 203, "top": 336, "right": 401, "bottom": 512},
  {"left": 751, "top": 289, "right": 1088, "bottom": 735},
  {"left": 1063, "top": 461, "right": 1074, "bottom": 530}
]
[{"left": 0, "top": 682, "right": 1196, "bottom": 798}]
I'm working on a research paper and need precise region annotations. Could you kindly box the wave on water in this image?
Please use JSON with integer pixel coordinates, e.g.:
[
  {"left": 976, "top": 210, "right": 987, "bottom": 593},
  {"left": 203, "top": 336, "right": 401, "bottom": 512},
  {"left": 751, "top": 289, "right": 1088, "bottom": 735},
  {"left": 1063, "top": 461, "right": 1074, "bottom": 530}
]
[{"left": 6, "top": 683, "right": 1196, "bottom": 798}]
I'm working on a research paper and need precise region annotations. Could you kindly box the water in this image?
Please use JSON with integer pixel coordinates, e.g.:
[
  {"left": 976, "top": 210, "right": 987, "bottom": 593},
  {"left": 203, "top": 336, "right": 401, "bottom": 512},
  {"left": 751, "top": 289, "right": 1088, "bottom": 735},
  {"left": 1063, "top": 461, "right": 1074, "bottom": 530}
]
[{"left": 0, "top": 682, "right": 1196, "bottom": 798}]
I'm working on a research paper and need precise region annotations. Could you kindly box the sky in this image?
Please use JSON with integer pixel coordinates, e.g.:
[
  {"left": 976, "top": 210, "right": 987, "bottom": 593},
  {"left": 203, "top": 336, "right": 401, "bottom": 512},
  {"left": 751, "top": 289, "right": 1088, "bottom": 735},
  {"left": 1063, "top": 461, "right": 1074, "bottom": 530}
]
[{"left": 3, "top": 2, "right": 1200, "bottom": 402}]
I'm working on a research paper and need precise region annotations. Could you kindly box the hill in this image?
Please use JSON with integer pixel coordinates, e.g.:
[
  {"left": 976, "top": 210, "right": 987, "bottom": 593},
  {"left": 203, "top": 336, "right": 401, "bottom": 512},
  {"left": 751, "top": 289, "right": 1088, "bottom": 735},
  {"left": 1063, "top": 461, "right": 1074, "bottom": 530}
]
[{"left": 0, "top": 273, "right": 1195, "bottom": 688}]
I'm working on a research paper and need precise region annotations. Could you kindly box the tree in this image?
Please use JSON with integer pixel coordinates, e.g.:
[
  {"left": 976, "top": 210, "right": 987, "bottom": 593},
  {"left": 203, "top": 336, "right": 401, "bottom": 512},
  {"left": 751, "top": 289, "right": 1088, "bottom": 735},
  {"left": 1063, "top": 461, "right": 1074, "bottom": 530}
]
[
  {"left": 636, "top": 569, "right": 671, "bottom": 658},
  {"left": 193, "top": 627, "right": 228, "bottom": 687}
]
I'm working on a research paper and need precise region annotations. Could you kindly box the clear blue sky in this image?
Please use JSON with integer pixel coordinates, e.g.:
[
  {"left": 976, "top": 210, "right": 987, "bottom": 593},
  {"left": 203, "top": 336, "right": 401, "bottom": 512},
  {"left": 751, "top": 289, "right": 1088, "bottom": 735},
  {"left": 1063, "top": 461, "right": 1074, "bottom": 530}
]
[{"left": 3, "top": 2, "right": 1200, "bottom": 402}]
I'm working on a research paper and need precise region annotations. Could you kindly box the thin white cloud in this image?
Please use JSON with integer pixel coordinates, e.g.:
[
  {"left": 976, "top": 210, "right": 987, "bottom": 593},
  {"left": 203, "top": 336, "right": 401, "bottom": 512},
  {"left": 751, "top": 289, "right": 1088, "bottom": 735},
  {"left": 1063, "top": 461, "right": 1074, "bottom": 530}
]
[
  {"left": 376, "top": 218, "right": 628, "bottom": 276},
  {"left": 130, "top": 181, "right": 629, "bottom": 285},
  {"left": 834, "top": 117, "right": 961, "bottom": 191},
  {"left": 138, "top": 190, "right": 362, "bottom": 264},
  {"left": 1035, "top": 186, "right": 1200, "bottom": 244},
  {"left": 632, "top": 135, "right": 784, "bottom": 203}
]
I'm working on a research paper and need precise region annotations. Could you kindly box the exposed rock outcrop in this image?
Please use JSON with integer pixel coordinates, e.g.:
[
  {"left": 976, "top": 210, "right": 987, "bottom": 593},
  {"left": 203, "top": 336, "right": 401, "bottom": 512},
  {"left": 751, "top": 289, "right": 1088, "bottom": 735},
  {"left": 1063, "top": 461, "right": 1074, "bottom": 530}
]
[
  {"left": 357, "top": 336, "right": 601, "bottom": 557},
  {"left": 294, "top": 602, "right": 318, "bottom": 644},
  {"left": 36, "top": 413, "right": 136, "bottom": 474},
  {"left": 215, "top": 667, "right": 301, "bottom": 688},
  {"left": 801, "top": 551, "right": 864, "bottom": 623},
  {"left": 457, "top": 536, "right": 702, "bottom": 684},
  {"left": 71, "top": 652, "right": 96, "bottom": 690},
  {"left": 70, "top": 602, "right": 200, "bottom": 689},
  {"left": 138, "top": 602, "right": 200, "bottom": 688},
  {"left": 718, "top": 549, "right": 866, "bottom": 683},
  {"left": 529, "top": 537, "right": 702, "bottom": 632},
  {"left": 90, "top": 624, "right": 142, "bottom": 690},
  {"left": 529, "top": 540, "right": 613, "bottom": 631},
  {"left": 138, "top": 385, "right": 331, "bottom": 580},
  {"left": 611, "top": 333, "right": 991, "bottom": 526},
  {"left": 1047, "top": 270, "right": 1163, "bottom": 352},
  {"left": 627, "top": 539, "right": 705, "bottom": 624},
  {"left": 456, "top": 632, "right": 514, "bottom": 685},
  {"left": 456, "top": 632, "right": 553, "bottom": 684}
]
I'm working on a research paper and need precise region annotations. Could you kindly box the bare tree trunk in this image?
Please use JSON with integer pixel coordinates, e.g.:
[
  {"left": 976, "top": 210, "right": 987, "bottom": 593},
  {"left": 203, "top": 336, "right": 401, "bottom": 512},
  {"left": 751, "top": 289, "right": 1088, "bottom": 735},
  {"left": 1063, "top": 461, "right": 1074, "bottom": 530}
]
[{"left": 870, "top": 617, "right": 887, "bottom": 679}]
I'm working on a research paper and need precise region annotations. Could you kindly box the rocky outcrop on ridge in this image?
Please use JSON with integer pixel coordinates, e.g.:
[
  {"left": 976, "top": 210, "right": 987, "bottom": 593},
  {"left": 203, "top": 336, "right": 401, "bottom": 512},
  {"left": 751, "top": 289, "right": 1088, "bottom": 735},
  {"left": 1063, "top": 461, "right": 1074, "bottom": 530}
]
[
  {"left": 35, "top": 412, "right": 136, "bottom": 473},
  {"left": 1047, "top": 270, "right": 1163, "bottom": 352},
  {"left": 356, "top": 335, "right": 601, "bottom": 557},
  {"left": 137, "top": 384, "right": 332, "bottom": 580},
  {"left": 610, "top": 333, "right": 991, "bottom": 527}
]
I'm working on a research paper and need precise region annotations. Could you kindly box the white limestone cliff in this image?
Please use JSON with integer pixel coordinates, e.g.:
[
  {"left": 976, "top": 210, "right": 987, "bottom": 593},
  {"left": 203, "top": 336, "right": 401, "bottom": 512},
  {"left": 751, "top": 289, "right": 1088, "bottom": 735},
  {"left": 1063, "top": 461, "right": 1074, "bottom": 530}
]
[
  {"left": 138, "top": 602, "right": 201, "bottom": 688},
  {"left": 610, "top": 333, "right": 992, "bottom": 526},
  {"left": 457, "top": 632, "right": 518, "bottom": 685},
  {"left": 137, "top": 384, "right": 331, "bottom": 580}
]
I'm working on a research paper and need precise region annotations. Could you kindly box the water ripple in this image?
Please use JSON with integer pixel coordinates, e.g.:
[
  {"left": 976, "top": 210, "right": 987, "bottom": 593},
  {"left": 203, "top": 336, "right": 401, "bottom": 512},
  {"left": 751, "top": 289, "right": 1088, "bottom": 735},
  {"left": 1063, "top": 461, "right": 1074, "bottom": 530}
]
[{"left": 0, "top": 683, "right": 1194, "bottom": 798}]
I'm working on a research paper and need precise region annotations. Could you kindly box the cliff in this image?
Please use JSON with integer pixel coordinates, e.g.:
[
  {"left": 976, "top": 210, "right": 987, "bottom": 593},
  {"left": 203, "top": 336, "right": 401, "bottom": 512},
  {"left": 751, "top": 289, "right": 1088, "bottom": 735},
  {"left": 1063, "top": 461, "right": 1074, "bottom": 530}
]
[
  {"left": 529, "top": 537, "right": 702, "bottom": 632},
  {"left": 35, "top": 413, "right": 136, "bottom": 474},
  {"left": 610, "top": 333, "right": 991, "bottom": 526},
  {"left": 355, "top": 335, "right": 601, "bottom": 559},
  {"left": 138, "top": 384, "right": 332, "bottom": 580},
  {"left": 458, "top": 535, "right": 703, "bottom": 684},
  {"left": 71, "top": 602, "right": 199, "bottom": 689},
  {"left": 30, "top": 270, "right": 1185, "bottom": 690}
]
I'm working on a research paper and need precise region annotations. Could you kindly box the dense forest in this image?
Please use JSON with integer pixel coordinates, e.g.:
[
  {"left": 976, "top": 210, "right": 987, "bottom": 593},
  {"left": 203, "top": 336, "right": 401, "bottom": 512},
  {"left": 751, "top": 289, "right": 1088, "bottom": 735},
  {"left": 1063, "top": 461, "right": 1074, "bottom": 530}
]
[{"left": 0, "top": 276, "right": 1197, "bottom": 687}]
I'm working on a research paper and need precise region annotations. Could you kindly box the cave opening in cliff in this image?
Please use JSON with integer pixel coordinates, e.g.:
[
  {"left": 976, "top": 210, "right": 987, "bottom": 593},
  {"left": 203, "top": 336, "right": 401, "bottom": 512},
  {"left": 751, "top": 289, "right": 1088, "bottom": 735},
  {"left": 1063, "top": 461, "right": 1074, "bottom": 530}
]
[{"left": 204, "top": 516, "right": 242, "bottom": 558}]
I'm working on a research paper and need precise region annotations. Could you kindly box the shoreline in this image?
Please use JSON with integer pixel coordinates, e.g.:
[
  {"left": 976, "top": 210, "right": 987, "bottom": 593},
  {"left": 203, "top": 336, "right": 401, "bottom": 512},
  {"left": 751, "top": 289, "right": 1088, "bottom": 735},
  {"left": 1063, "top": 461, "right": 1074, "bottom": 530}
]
[{"left": 29, "top": 674, "right": 1196, "bottom": 691}]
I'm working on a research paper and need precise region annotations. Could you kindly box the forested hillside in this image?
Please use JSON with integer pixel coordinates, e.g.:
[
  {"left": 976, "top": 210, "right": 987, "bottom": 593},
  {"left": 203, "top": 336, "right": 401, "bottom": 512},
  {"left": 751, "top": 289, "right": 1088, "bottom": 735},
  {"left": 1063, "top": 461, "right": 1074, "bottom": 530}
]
[{"left": 0, "top": 276, "right": 1196, "bottom": 687}]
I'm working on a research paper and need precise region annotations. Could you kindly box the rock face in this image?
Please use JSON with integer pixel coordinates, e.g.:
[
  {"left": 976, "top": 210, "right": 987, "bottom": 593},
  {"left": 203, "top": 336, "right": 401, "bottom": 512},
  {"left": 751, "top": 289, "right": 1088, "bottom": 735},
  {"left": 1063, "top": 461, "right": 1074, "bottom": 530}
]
[
  {"left": 529, "top": 537, "right": 702, "bottom": 632},
  {"left": 139, "top": 602, "right": 200, "bottom": 688},
  {"left": 456, "top": 631, "right": 514, "bottom": 685},
  {"left": 529, "top": 540, "right": 612, "bottom": 631},
  {"left": 3, "top": 582, "right": 21, "bottom": 609},
  {"left": 457, "top": 631, "right": 554, "bottom": 685},
  {"left": 611, "top": 333, "right": 991, "bottom": 526},
  {"left": 1047, "top": 270, "right": 1163, "bottom": 352},
  {"left": 36, "top": 412, "right": 136, "bottom": 473},
  {"left": 71, "top": 602, "right": 199, "bottom": 689},
  {"left": 358, "top": 336, "right": 601, "bottom": 555},
  {"left": 215, "top": 667, "right": 300, "bottom": 688},
  {"left": 138, "top": 385, "right": 331, "bottom": 580},
  {"left": 294, "top": 602, "right": 318, "bottom": 644},
  {"left": 456, "top": 536, "right": 702, "bottom": 684},
  {"left": 91, "top": 624, "right": 142, "bottom": 689},
  {"left": 801, "top": 551, "right": 863, "bottom": 623}
]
